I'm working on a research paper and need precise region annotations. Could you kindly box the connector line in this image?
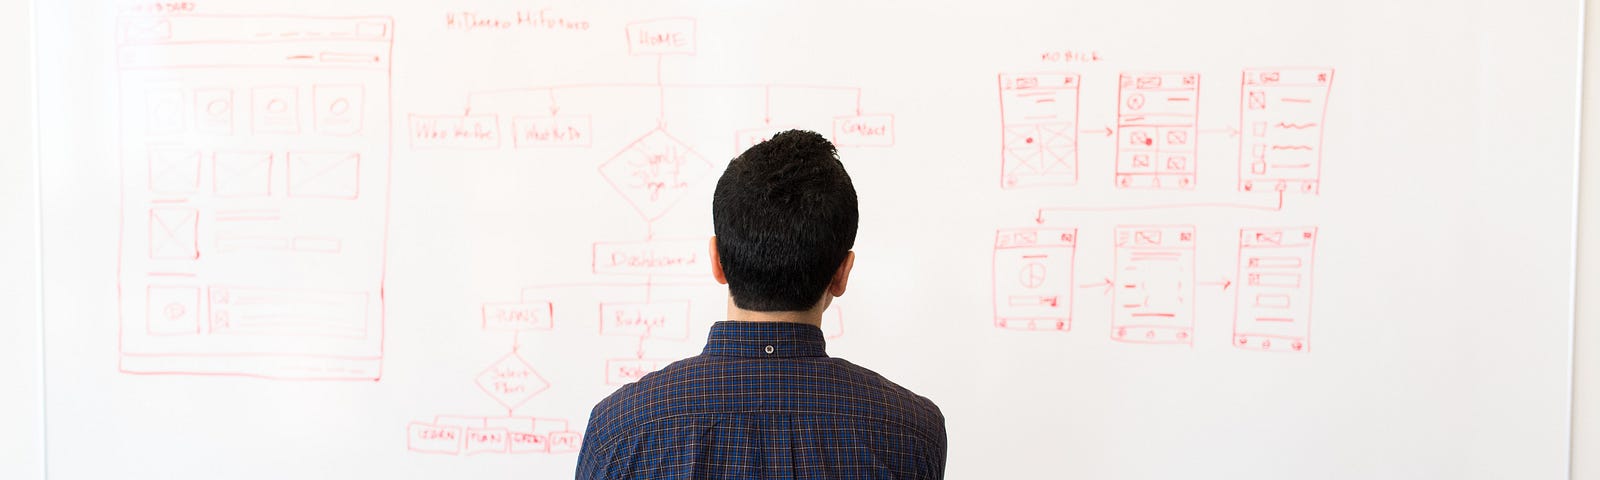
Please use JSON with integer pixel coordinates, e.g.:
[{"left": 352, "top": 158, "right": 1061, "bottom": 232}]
[
  {"left": 1034, "top": 189, "right": 1284, "bottom": 223},
  {"left": 655, "top": 55, "right": 665, "bottom": 126},
  {"left": 465, "top": 83, "right": 862, "bottom": 109}
]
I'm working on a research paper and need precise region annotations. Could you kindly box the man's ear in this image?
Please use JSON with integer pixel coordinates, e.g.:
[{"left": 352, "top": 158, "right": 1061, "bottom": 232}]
[
  {"left": 827, "top": 251, "right": 855, "bottom": 298},
  {"left": 708, "top": 236, "right": 728, "bottom": 285}
]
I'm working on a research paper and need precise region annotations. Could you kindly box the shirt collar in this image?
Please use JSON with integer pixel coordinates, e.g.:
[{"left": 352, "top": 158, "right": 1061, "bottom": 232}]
[{"left": 702, "top": 321, "right": 829, "bottom": 358}]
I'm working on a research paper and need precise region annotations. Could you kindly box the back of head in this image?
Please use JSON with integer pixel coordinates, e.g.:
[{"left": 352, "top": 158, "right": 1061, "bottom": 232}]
[{"left": 712, "top": 130, "right": 859, "bottom": 312}]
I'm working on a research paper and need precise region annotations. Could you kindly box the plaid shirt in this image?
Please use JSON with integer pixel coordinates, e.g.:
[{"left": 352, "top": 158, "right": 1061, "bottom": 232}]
[{"left": 576, "top": 321, "right": 947, "bottom": 479}]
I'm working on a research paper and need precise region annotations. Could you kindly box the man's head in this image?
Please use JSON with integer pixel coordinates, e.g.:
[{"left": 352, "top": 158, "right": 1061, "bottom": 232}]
[{"left": 711, "top": 130, "right": 858, "bottom": 312}]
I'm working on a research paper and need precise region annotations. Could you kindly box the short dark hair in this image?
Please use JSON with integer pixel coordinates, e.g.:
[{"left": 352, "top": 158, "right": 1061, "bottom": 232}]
[{"left": 712, "top": 130, "right": 858, "bottom": 312}]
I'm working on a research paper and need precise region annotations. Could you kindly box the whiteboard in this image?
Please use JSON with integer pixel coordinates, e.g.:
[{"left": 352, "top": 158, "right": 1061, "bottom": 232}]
[
  {"left": 0, "top": 0, "right": 42, "bottom": 477},
  {"left": 34, "top": 1, "right": 1582, "bottom": 479}
]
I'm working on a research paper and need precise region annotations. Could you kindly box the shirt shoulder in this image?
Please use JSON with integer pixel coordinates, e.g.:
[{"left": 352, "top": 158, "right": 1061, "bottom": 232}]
[
  {"left": 817, "top": 357, "right": 946, "bottom": 431},
  {"left": 587, "top": 354, "right": 945, "bottom": 448}
]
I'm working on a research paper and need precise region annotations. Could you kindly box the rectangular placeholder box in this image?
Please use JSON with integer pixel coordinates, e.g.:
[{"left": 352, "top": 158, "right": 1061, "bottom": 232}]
[
  {"left": 464, "top": 428, "right": 509, "bottom": 454},
  {"left": 212, "top": 151, "right": 273, "bottom": 197},
  {"left": 207, "top": 286, "right": 369, "bottom": 338},
  {"left": 991, "top": 228, "right": 1076, "bottom": 331},
  {"left": 482, "top": 302, "right": 555, "bottom": 331},
  {"left": 591, "top": 238, "right": 706, "bottom": 277},
  {"left": 146, "top": 286, "right": 201, "bottom": 335},
  {"left": 148, "top": 207, "right": 199, "bottom": 260},
  {"left": 193, "top": 88, "right": 235, "bottom": 135},
  {"left": 407, "top": 423, "right": 462, "bottom": 455},
  {"left": 287, "top": 152, "right": 360, "bottom": 199},
  {"left": 1237, "top": 68, "right": 1334, "bottom": 195},
  {"left": 251, "top": 86, "right": 300, "bottom": 134},
  {"left": 832, "top": 114, "right": 895, "bottom": 147},
  {"left": 606, "top": 358, "right": 667, "bottom": 385},
  {"left": 313, "top": 84, "right": 364, "bottom": 135},
  {"left": 1233, "top": 227, "right": 1318, "bottom": 352},
  {"left": 597, "top": 300, "right": 690, "bottom": 339},
  {"left": 625, "top": 18, "right": 696, "bottom": 55},
  {"left": 1111, "top": 225, "right": 1195, "bottom": 344},
  {"left": 997, "top": 73, "right": 1080, "bottom": 189},
  {"left": 148, "top": 148, "right": 201, "bottom": 194},
  {"left": 1115, "top": 72, "right": 1199, "bottom": 190},
  {"left": 513, "top": 116, "right": 592, "bottom": 148}
]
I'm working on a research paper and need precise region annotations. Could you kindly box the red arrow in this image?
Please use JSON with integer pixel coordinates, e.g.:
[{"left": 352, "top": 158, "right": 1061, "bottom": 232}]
[
  {"left": 635, "top": 336, "right": 647, "bottom": 359},
  {"left": 1199, "top": 277, "right": 1233, "bottom": 290},
  {"left": 512, "top": 331, "right": 521, "bottom": 353},
  {"left": 1077, "top": 277, "right": 1114, "bottom": 295},
  {"left": 1079, "top": 125, "right": 1112, "bottom": 138},
  {"left": 1200, "top": 126, "right": 1239, "bottom": 137},
  {"left": 547, "top": 89, "right": 560, "bottom": 115}
]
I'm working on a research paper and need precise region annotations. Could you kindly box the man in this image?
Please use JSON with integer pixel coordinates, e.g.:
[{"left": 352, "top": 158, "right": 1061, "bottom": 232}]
[{"left": 576, "top": 130, "right": 947, "bottom": 479}]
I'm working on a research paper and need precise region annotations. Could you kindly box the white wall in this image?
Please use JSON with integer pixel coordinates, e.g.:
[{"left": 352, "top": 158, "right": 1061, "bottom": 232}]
[
  {"left": 0, "top": 0, "right": 43, "bottom": 478},
  {"left": 1574, "top": 2, "right": 1600, "bottom": 478}
]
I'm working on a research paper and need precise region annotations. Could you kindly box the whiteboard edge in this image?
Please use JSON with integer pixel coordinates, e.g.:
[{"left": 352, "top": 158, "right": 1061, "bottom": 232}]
[
  {"left": 29, "top": 0, "right": 45, "bottom": 477},
  {"left": 1575, "top": 0, "right": 1598, "bottom": 479}
]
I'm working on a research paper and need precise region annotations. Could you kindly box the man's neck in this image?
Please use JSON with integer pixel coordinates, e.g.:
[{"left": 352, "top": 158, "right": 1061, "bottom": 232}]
[{"left": 725, "top": 297, "right": 827, "bottom": 327}]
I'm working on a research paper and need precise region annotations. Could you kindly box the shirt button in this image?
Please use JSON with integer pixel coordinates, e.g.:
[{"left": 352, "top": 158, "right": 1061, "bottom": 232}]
[{"left": 764, "top": 345, "right": 775, "bottom": 354}]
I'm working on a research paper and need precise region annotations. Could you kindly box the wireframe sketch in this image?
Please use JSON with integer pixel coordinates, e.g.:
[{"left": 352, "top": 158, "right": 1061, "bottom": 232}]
[{"left": 116, "top": 15, "right": 393, "bottom": 380}]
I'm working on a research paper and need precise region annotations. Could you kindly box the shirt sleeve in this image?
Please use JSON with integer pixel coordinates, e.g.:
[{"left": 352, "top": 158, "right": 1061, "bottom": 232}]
[
  {"left": 573, "top": 405, "right": 608, "bottom": 480},
  {"left": 926, "top": 409, "right": 948, "bottom": 479}
]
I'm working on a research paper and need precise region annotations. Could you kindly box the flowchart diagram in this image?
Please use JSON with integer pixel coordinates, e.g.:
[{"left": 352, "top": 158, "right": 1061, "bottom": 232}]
[
  {"left": 992, "top": 69, "right": 1332, "bottom": 352},
  {"left": 403, "top": 16, "right": 853, "bottom": 456}
]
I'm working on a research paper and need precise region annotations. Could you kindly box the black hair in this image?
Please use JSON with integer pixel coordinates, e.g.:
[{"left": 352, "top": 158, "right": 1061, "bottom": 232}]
[{"left": 712, "top": 129, "right": 859, "bottom": 312}]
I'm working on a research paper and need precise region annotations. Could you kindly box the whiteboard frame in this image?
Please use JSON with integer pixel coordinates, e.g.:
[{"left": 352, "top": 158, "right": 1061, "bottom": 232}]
[
  {"left": 1574, "top": 1, "right": 1600, "bottom": 478},
  {"left": 9, "top": 1, "right": 1593, "bottom": 478},
  {"left": 0, "top": 0, "right": 44, "bottom": 478}
]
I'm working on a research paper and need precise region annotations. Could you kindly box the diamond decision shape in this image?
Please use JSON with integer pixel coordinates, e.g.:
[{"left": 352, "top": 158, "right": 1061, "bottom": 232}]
[
  {"left": 599, "top": 128, "right": 711, "bottom": 221},
  {"left": 476, "top": 352, "right": 550, "bottom": 410}
]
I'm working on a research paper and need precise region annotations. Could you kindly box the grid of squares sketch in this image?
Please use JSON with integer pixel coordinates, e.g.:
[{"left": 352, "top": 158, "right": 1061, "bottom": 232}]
[
  {"left": 994, "top": 69, "right": 1331, "bottom": 352},
  {"left": 118, "top": 15, "right": 391, "bottom": 381}
]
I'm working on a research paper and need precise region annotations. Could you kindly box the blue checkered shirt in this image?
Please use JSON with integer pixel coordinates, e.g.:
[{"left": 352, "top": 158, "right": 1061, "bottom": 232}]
[{"left": 575, "top": 321, "right": 946, "bottom": 479}]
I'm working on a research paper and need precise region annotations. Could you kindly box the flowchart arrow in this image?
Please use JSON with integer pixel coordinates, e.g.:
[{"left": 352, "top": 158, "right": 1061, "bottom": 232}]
[
  {"left": 1199, "top": 277, "right": 1233, "bottom": 291},
  {"left": 1079, "top": 125, "right": 1113, "bottom": 138},
  {"left": 1077, "top": 277, "right": 1114, "bottom": 295},
  {"left": 1036, "top": 189, "right": 1284, "bottom": 223},
  {"left": 1200, "top": 125, "right": 1239, "bottom": 137}
]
